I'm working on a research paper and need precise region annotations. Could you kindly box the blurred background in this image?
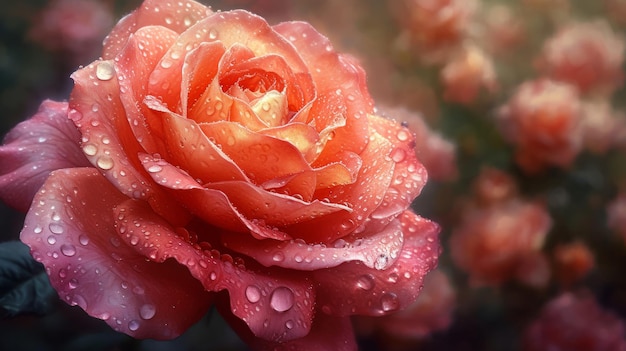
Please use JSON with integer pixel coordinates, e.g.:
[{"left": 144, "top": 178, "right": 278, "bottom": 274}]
[{"left": 2, "top": 0, "right": 626, "bottom": 350}]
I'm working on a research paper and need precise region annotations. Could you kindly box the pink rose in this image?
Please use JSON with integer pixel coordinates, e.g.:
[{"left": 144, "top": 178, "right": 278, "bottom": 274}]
[{"left": 0, "top": 0, "right": 439, "bottom": 349}]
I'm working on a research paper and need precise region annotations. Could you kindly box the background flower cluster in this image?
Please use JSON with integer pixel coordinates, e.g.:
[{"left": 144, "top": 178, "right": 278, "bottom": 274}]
[{"left": 2, "top": 0, "right": 626, "bottom": 350}]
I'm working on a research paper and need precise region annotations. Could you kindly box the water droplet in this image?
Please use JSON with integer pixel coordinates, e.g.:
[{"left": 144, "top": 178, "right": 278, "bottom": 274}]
[
  {"left": 272, "top": 252, "right": 284, "bottom": 262},
  {"left": 226, "top": 135, "right": 235, "bottom": 146},
  {"left": 209, "top": 28, "right": 218, "bottom": 39},
  {"left": 381, "top": 292, "right": 399, "bottom": 312},
  {"left": 164, "top": 16, "right": 173, "bottom": 25},
  {"left": 183, "top": 17, "right": 192, "bottom": 27},
  {"left": 49, "top": 223, "right": 64, "bottom": 234},
  {"left": 47, "top": 235, "right": 57, "bottom": 245},
  {"left": 374, "top": 254, "right": 390, "bottom": 270},
  {"left": 129, "top": 235, "right": 139, "bottom": 246},
  {"left": 82, "top": 144, "right": 97, "bottom": 156},
  {"left": 128, "top": 320, "right": 140, "bottom": 331},
  {"left": 245, "top": 285, "right": 261, "bottom": 303},
  {"left": 60, "top": 244, "right": 76, "bottom": 257},
  {"left": 79, "top": 235, "right": 89, "bottom": 246},
  {"left": 397, "top": 129, "right": 410, "bottom": 142},
  {"left": 160, "top": 59, "right": 173, "bottom": 69},
  {"left": 91, "top": 104, "right": 100, "bottom": 113},
  {"left": 147, "top": 164, "right": 162, "bottom": 173},
  {"left": 97, "top": 156, "right": 114, "bottom": 170},
  {"left": 356, "top": 274, "right": 375, "bottom": 291},
  {"left": 34, "top": 226, "right": 43, "bottom": 234},
  {"left": 71, "top": 294, "right": 87, "bottom": 309},
  {"left": 140, "top": 304, "right": 156, "bottom": 320},
  {"left": 68, "top": 278, "right": 79, "bottom": 289},
  {"left": 209, "top": 272, "right": 217, "bottom": 280},
  {"left": 96, "top": 61, "right": 115, "bottom": 81},
  {"left": 390, "top": 148, "right": 406, "bottom": 163},
  {"left": 285, "top": 320, "right": 294, "bottom": 329},
  {"left": 270, "top": 287, "right": 294, "bottom": 313}
]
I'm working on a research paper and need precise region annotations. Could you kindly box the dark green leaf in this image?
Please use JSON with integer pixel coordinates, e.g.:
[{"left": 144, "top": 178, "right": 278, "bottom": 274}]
[{"left": 0, "top": 240, "right": 56, "bottom": 318}]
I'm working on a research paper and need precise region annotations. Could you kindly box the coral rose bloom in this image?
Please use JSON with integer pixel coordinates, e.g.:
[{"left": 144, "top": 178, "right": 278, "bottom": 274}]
[{"left": 0, "top": 0, "right": 440, "bottom": 349}]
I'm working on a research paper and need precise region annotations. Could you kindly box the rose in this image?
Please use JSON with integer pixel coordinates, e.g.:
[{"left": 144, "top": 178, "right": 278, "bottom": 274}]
[{"left": 1, "top": 0, "right": 440, "bottom": 349}]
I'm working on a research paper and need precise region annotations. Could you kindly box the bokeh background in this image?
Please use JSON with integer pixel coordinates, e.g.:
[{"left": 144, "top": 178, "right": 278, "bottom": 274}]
[{"left": 2, "top": 0, "right": 626, "bottom": 350}]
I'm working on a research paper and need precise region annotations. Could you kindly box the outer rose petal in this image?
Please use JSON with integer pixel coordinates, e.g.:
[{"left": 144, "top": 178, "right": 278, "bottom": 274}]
[
  {"left": 274, "top": 21, "right": 372, "bottom": 161},
  {"left": 223, "top": 304, "right": 357, "bottom": 351},
  {"left": 0, "top": 100, "right": 90, "bottom": 212},
  {"left": 21, "top": 168, "right": 212, "bottom": 339},
  {"left": 102, "top": 0, "right": 212, "bottom": 59},
  {"left": 222, "top": 217, "right": 404, "bottom": 271},
  {"left": 70, "top": 52, "right": 191, "bottom": 226},
  {"left": 113, "top": 199, "right": 315, "bottom": 342},
  {"left": 313, "top": 212, "right": 440, "bottom": 316}
]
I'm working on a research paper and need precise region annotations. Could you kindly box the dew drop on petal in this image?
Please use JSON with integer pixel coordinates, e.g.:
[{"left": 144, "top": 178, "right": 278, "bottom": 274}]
[
  {"left": 47, "top": 235, "right": 57, "bottom": 245},
  {"left": 68, "top": 278, "right": 79, "bottom": 289},
  {"left": 95, "top": 61, "right": 115, "bottom": 81},
  {"left": 82, "top": 144, "right": 97, "bottom": 156},
  {"left": 245, "top": 285, "right": 261, "bottom": 303},
  {"left": 79, "top": 235, "right": 89, "bottom": 246},
  {"left": 285, "top": 320, "right": 294, "bottom": 329},
  {"left": 390, "top": 147, "right": 406, "bottom": 163},
  {"left": 147, "top": 165, "right": 162, "bottom": 173},
  {"left": 356, "top": 274, "right": 375, "bottom": 291},
  {"left": 270, "top": 287, "right": 294, "bottom": 313},
  {"left": 397, "top": 129, "right": 410, "bottom": 142},
  {"left": 139, "top": 304, "right": 156, "bottom": 320},
  {"left": 272, "top": 252, "right": 284, "bottom": 262},
  {"left": 381, "top": 292, "right": 400, "bottom": 312},
  {"left": 97, "top": 156, "right": 114, "bottom": 170},
  {"left": 209, "top": 28, "right": 218, "bottom": 39},
  {"left": 49, "top": 223, "right": 64, "bottom": 234},
  {"left": 128, "top": 320, "right": 140, "bottom": 331},
  {"left": 60, "top": 244, "right": 76, "bottom": 257}
]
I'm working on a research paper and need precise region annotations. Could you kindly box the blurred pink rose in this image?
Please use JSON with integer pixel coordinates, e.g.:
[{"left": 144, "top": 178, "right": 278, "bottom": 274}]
[
  {"left": 440, "top": 44, "right": 497, "bottom": 105},
  {"left": 450, "top": 199, "right": 552, "bottom": 287},
  {"left": 392, "top": 0, "right": 478, "bottom": 64},
  {"left": 29, "top": 0, "right": 114, "bottom": 64},
  {"left": 552, "top": 241, "right": 594, "bottom": 288},
  {"left": 497, "top": 79, "right": 583, "bottom": 174},
  {"left": 536, "top": 20, "right": 624, "bottom": 96},
  {"left": 524, "top": 292, "right": 626, "bottom": 351}
]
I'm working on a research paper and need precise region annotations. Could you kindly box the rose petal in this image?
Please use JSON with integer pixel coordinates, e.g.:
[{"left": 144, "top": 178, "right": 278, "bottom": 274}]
[
  {"left": 139, "top": 153, "right": 291, "bottom": 240},
  {"left": 199, "top": 121, "right": 311, "bottom": 185},
  {"left": 224, "top": 306, "right": 357, "bottom": 351},
  {"left": 160, "top": 112, "right": 249, "bottom": 183},
  {"left": 180, "top": 41, "right": 226, "bottom": 117},
  {"left": 219, "top": 53, "right": 313, "bottom": 112},
  {"left": 113, "top": 199, "right": 315, "bottom": 341},
  {"left": 273, "top": 21, "right": 373, "bottom": 108},
  {"left": 287, "top": 132, "right": 395, "bottom": 242},
  {"left": 367, "top": 113, "right": 428, "bottom": 220},
  {"left": 223, "top": 216, "right": 403, "bottom": 271},
  {"left": 116, "top": 25, "right": 179, "bottom": 153},
  {"left": 274, "top": 22, "right": 373, "bottom": 161},
  {"left": 21, "top": 168, "right": 212, "bottom": 339},
  {"left": 312, "top": 211, "right": 440, "bottom": 316},
  {"left": 102, "top": 0, "right": 212, "bottom": 59},
  {"left": 0, "top": 100, "right": 90, "bottom": 212},
  {"left": 70, "top": 59, "right": 190, "bottom": 226},
  {"left": 260, "top": 122, "right": 320, "bottom": 162}
]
